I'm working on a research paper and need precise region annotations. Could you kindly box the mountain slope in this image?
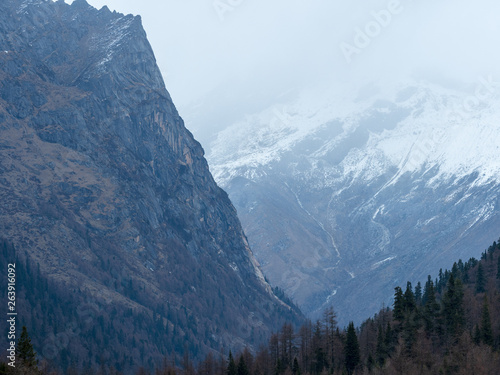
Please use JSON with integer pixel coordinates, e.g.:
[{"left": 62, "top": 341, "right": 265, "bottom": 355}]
[
  {"left": 208, "top": 80, "right": 500, "bottom": 324},
  {"left": 0, "top": 0, "right": 302, "bottom": 372}
]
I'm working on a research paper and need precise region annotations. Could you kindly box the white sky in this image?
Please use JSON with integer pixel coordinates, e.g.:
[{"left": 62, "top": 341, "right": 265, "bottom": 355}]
[{"left": 65, "top": 0, "right": 500, "bottom": 146}]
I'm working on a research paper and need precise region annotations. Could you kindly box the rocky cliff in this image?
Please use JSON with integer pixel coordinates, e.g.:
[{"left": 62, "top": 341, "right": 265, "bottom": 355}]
[{"left": 0, "top": 0, "right": 301, "bottom": 372}]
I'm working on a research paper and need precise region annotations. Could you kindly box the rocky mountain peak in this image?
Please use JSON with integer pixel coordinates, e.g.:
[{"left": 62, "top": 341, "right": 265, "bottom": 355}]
[{"left": 0, "top": 0, "right": 302, "bottom": 370}]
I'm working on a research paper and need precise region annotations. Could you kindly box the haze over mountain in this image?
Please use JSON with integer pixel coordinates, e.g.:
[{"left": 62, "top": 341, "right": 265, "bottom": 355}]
[
  {"left": 0, "top": 0, "right": 302, "bottom": 372},
  {"left": 208, "top": 79, "right": 500, "bottom": 324},
  {"left": 66, "top": 0, "right": 500, "bottom": 151},
  {"left": 2, "top": 1, "right": 500, "bottom": 372}
]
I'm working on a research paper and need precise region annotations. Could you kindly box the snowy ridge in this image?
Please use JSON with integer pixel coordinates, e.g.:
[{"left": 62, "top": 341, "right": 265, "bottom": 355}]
[
  {"left": 90, "top": 15, "right": 137, "bottom": 69},
  {"left": 17, "top": 0, "right": 46, "bottom": 13},
  {"left": 210, "top": 85, "right": 374, "bottom": 185},
  {"left": 210, "top": 79, "right": 500, "bottom": 189},
  {"left": 208, "top": 78, "right": 500, "bottom": 323}
]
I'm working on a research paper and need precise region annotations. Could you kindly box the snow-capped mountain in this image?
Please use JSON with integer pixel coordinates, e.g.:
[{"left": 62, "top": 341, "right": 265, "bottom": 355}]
[{"left": 208, "top": 78, "right": 500, "bottom": 324}]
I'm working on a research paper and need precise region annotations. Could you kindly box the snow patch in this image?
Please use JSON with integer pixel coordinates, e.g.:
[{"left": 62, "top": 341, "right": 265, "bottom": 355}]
[
  {"left": 210, "top": 79, "right": 500, "bottom": 192},
  {"left": 371, "top": 256, "right": 396, "bottom": 270},
  {"left": 229, "top": 263, "right": 238, "bottom": 272},
  {"left": 90, "top": 16, "right": 136, "bottom": 70}
]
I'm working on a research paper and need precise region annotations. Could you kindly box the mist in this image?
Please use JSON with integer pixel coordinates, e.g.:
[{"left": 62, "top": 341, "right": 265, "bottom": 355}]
[{"left": 67, "top": 0, "right": 500, "bottom": 147}]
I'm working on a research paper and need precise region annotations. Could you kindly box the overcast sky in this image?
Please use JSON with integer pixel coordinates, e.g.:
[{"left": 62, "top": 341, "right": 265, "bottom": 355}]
[{"left": 65, "top": 0, "right": 500, "bottom": 146}]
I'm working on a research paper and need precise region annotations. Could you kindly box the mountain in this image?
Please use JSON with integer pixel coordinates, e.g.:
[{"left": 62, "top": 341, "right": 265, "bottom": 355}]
[
  {"left": 208, "top": 79, "right": 500, "bottom": 324},
  {"left": 0, "top": 0, "right": 302, "bottom": 372}
]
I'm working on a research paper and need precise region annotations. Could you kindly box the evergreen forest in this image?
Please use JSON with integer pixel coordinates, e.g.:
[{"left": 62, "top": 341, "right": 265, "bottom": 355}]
[{"left": 2, "top": 239, "right": 500, "bottom": 374}]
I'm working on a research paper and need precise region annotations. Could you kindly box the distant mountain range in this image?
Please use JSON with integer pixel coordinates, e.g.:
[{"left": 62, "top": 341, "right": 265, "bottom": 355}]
[
  {"left": 0, "top": 0, "right": 302, "bottom": 372},
  {"left": 208, "top": 79, "right": 500, "bottom": 324}
]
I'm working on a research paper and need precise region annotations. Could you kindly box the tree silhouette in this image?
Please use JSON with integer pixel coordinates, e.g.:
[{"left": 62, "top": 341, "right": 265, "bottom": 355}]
[
  {"left": 227, "top": 352, "right": 237, "bottom": 375},
  {"left": 476, "top": 263, "right": 486, "bottom": 293},
  {"left": 344, "top": 322, "right": 360, "bottom": 375},
  {"left": 393, "top": 287, "right": 404, "bottom": 322},
  {"left": 442, "top": 275, "right": 465, "bottom": 338},
  {"left": 17, "top": 326, "right": 37, "bottom": 368},
  {"left": 480, "top": 295, "right": 494, "bottom": 346}
]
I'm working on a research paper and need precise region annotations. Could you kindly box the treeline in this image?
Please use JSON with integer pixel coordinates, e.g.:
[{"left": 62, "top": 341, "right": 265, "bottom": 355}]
[
  {"left": 185, "top": 239, "right": 500, "bottom": 375},
  {"left": 3, "top": 238, "right": 500, "bottom": 374},
  {"left": 0, "top": 237, "right": 300, "bottom": 375},
  {"left": 0, "top": 238, "right": 212, "bottom": 373}
]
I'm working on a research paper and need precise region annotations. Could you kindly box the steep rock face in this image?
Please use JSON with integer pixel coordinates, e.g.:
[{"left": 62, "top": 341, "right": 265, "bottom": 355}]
[
  {"left": 209, "top": 82, "right": 500, "bottom": 325},
  {"left": 0, "top": 0, "right": 301, "bottom": 371}
]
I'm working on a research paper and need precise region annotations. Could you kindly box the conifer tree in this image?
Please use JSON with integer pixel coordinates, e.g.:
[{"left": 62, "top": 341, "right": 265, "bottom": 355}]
[
  {"left": 480, "top": 295, "right": 494, "bottom": 347},
  {"left": 422, "top": 278, "right": 439, "bottom": 335},
  {"left": 497, "top": 256, "right": 500, "bottom": 280},
  {"left": 292, "top": 357, "right": 300, "bottom": 375},
  {"left": 476, "top": 263, "right": 486, "bottom": 293},
  {"left": 438, "top": 269, "right": 444, "bottom": 290},
  {"left": 227, "top": 352, "right": 237, "bottom": 375},
  {"left": 384, "top": 322, "right": 394, "bottom": 354},
  {"left": 403, "top": 282, "right": 416, "bottom": 314},
  {"left": 375, "top": 326, "right": 386, "bottom": 366},
  {"left": 17, "top": 326, "right": 38, "bottom": 369},
  {"left": 276, "top": 358, "right": 285, "bottom": 375},
  {"left": 442, "top": 275, "right": 465, "bottom": 338},
  {"left": 422, "top": 275, "right": 432, "bottom": 305},
  {"left": 237, "top": 355, "right": 249, "bottom": 375},
  {"left": 451, "top": 262, "right": 460, "bottom": 278},
  {"left": 344, "top": 322, "right": 360, "bottom": 375},
  {"left": 414, "top": 282, "right": 422, "bottom": 305},
  {"left": 393, "top": 287, "right": 404, "bottom": 322}
]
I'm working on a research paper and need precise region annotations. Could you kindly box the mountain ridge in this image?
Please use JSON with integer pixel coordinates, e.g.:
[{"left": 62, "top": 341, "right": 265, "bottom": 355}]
[
  {"left": 0, "top": 0, "right": 302, "bottom": 372},
  {"left": 208, "top": 79, "right": 500, "bottom": 324}
]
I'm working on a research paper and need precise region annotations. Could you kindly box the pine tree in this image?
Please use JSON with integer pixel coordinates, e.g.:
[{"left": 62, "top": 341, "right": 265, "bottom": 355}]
[
  {"left": 375, "top": 326, "right": 386, "bottom": 366},
  {"left": 276, "top": 358, "right": 285, "bottom": 375},
  {"left": 422, "top": 275, "right": 432, "bottom": 305},
  {"left": 393, "top": 287, "right": 404, "bottom": 322},
  {"left": 423, "top": 278, "right": 439, "bottom": 335},
  {"left": 17, "top": 326, "right": 38, "bottom": 369},
  {"left": 438, "top": 268, "right": 444, "bottom": 290},
  {"left": 384, "top": 322, "right": 394, "bottom": 354},
  {"left": 480, "top": 295, "right": 494, "bottom": 347},
  {"left": 227, "top": 352, "right": 237, "bottom": 375},
  {"left": 476, "top": 263, "right": 486, "bottom": 293},
  {"left": 442, "top": 275, "right": 465, "bottom": 338},
  {"left": 237, "top": 355, "right": 249, "bottom": 375},
  {"left": 403, "top": 282, "right": 416, "bottom": 314},
  {"left": 497, "top": 256, "right": 500, "bottom": 280},
  {"left": 292, "top": 357, "right": 300, "bottom": 375},
  {"left": 344, "top": 322, "right": 360, "bottom": 375},
  {"left": 414, "top": 282, "right": 422, "bottom": 305}
]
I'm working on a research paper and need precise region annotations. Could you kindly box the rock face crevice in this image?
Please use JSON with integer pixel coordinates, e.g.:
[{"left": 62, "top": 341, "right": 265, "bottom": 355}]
[{"left": 0, "top": 0, "right": 302, "bottom": 370}]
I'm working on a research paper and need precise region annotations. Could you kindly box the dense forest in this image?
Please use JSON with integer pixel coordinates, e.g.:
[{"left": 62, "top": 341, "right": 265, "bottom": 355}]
[
  {"left": 0, "top": 238, "right": 300, "bottom": 374},
  {"left": 208, "top": 240, "right": 500, "bottom": 375},
  {"left": 2, "top": 238, "right": 500, "bottom": 374}
]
